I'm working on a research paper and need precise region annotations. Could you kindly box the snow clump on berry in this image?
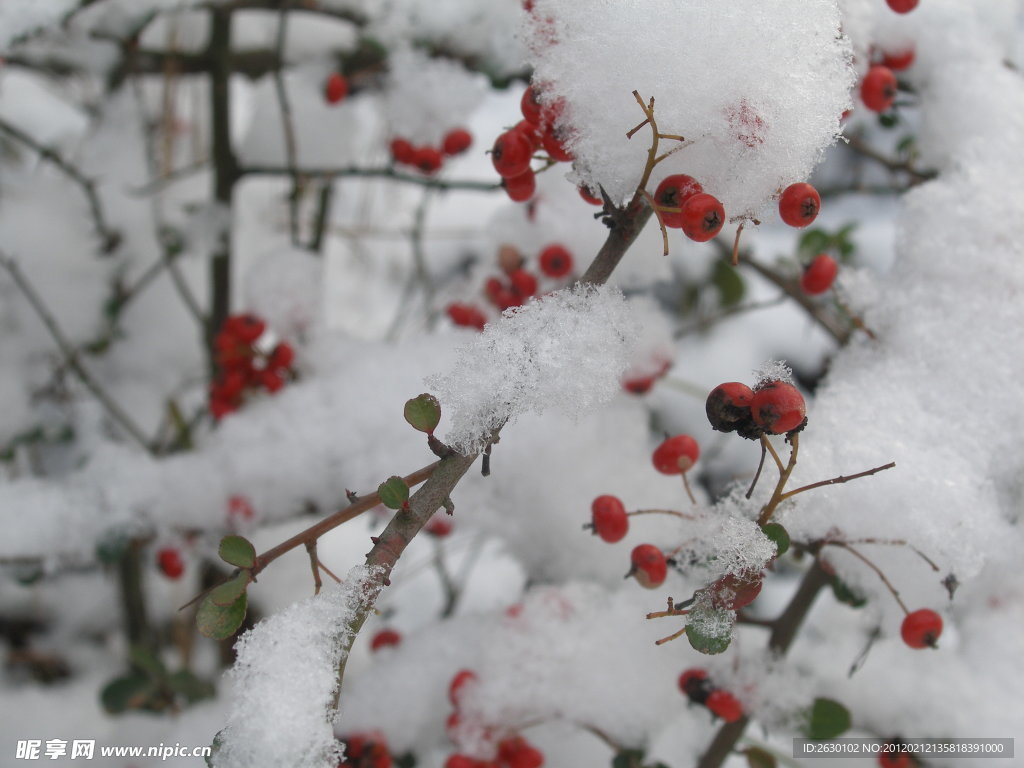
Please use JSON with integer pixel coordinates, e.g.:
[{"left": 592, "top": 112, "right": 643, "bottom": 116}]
[
  {"left": 428, "top": 285, "right": 640, "bottom": 454},
  {"left": 521, "top": 0, "right": 854, "bottom": 217},
  {"left": 752, "top": 359, "right": 795, "bottom": 387}
]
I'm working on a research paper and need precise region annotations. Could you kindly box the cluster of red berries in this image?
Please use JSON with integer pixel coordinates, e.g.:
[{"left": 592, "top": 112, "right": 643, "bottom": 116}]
[
  {"left": 678, "top": 669, "right": 744, "bottom": 723},
  {"left": 210, "top": 313, "right": 295, "bottom": 420},
  {"left": 156, "top": 547, "right": 185, "bottom": 580},
  {"left": 706, "top": 379, "right": 806, "bottom": 439},
  {"left": 444, "top": 670, "right": 545, "bottom": 768},
  {"left": 800, "top": 253, "right": 839, "bottom": 295},
  {"left": 325, "top": 72, "right": 349, "bottom": 105},
  {"left": 653, "top": 174, "right": 724, "bottom": 242},
  {"left": 339, "top": 731, "right": 391, "bottom": 768},
  {"left": 490, "top": 83, "right": 575, "bottom": 202},
  {"left": 369, "top": 628, "right": 402, "bottom": 653},
  {"left": 446, "top": 243, "right": 575, "bottom": 331},
  {"left": 390, "top": 128, "right": 473, "bottom": 176}
]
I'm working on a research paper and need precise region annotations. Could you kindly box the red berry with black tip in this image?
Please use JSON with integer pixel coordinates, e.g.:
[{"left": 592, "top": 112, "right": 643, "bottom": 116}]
[
  {"left": 706, "top": 382, "right": 754, "bottom": 433},
  {"left": 680, "top": 193, "right": 725, "bottom": 242},
  {"left": 652, "top": 434, "right": 700, "bottom": 475},
  {"left": 861, "top": 65, "right": 898, "bottom": 113},
  {"left": 538, "top": 244, "right": 573, "bottom": 278},
  {"left": 370, "top": 628, "right": 402, "bottom": 652},
  {"left": 508, "top": 269, "right": 538, "bottom": 299},
  {"left": 414, "top": 146, "right": 444, "bottom": 175},
  {"left": 629, "top": 544, "right": 667, "bottom": 589},
  {"left": 750, "top": 381, "right": 806, "bottom": 434},
  {"left": 778, "top": 183, "right": 820, "bottom": 228},
  {"left": 800, "top": 254, "right": 839, "bottom": 295},
  {"left": 901, "top": 609, "right": 943, "bottom": 649},
  {"left": 324, "top": 72, "right": 349, "bottom": 105},
  {"left": 591, "top": 495, "right": 628, "bottom": 543},
  {"left": 157, "top": 548, "right": 185, "bottom": 579},
  {"left": 443, "top": 128, "right": 473, "bottom": 156},
  {"left": 492, "top": 130, "right": 534, "bottom": 178},
  {"left": 706, "top": 689, "right": 743, "bottom": 723},
  {"left": 678, "top": 668, "right": 712, "bottom": 704},
  {"left": 885, "top": 0, "right": 918, "bottom": 13},
  {"left": 503, "top": 169, "right": 536, "bottom": 203},
  {"left": 654, "top": 174, "right": 703, "bottom": 228}
]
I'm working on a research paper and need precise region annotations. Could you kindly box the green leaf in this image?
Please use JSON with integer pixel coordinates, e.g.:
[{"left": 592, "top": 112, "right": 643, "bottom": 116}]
[
  {"left": 686, "top": 605, "right": 735, "bottom": 655},
  {"left": 196, "top": 591, "right": 248, "bottom": 640},
  {"left": 100, "top": 673, "right": 157, "bottom": 714},
  {"left": 611, "top": 749, "right": 645, "bottom": 768},
  {"left": 129, "top": 645, "right": 166, "bottom": 681},
  {"left": 404, "top": 393, "right": 441, "bottom": 434},
  {"left": 878, "top": 112, "right": 899, "bottom": 129},
  {"left": 745, "top": 747, "right": 778, "bottom": 768},
  {"left": 393, "top": 752, "right": 417, "bottom": 768},
  {"left": 218, "top": 535, "right": 256, "bottom": 569},
  {"left": 761, "top": 522, "right": 790, "bottom": 557},
  {"left": 712, "top": 259, "right": 745, "bottom": 307},
  {"left": 805, "top": 697, "right": 852, "bottom": 739},
  {"left": 797, "top": 229, "right": 831, "bottom": 257},
  {"left": 210, "top": 571, "right": 251, "bottom": 607},
  {"left": 95, "top": 532, "right": 130, "bottom": 564},
  {"left": 167, "top": 669, "right": 216, "bottom": 704},
  {"left": 378, "top": 476, "right": 410, "bottom": 510},
  {"left": 831, "top": 577, "right": 867, "bottom": 608}
]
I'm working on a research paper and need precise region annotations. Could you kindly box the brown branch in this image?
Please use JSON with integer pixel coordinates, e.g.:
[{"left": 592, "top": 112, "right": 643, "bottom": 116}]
[
  {"left": 0, "top": 252, "right": 155, "bottom": 454},
  {"left": 844, "top": 134, "right": 936, "bottom": 184},
  {"left": 0, "top": 118, "right": 120, "bottom": 253},
  {"left": 780, "top": 461, "right": 895, "bottom": 500},
  {"left": 756, "top": 433, "right": 800, "bottom": 527}
]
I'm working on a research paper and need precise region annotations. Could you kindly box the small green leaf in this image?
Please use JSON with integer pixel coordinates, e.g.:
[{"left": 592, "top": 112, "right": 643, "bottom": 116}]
[
  {"left": 805, "top": 697, "right": 852, "bottom": 739},
  {"left": 100, "top": 673, "right": 156, "bottom": 714},
  {"left": 378, "top": 476, "right": 410, "bottom": 510},
  {"left": 393, "top": 752, "right": 417, "bottom": 768},
  {"left": 197, "top": 591, "right": 248, "bottom": 640},
  {"left": 745, "top": 747, "right": 778, "bottom": 768},
  {"left": 686, "top": 605, "right": 735, "bottom": 655},
  {"left": 712, "top": 259, "right": 745, "bottom": 307},
  {"left": 797, "top": 229, "right": 831, "bottom": 257},
  {"left": 129, "top": 645, "right": 166, "bottom": 680},
  {"left": 878, "top": 112, "right": 899, "bottom": 129},
  {"left": 404, "top": 393, "right": 441, "bottom": 434},
  {"left": 167, "top": 669, "right": 216, "bottom": 704},
  {"left": 761, "top": 522, "right": 790, "bottom": 557},
  {"left": 218, "top": 535, "right": 256, "bottom": 569},
  {"left": 831, "top": 577, "right": 867, "bottom": 608},
  {"left": 611, "top": 749, "right": 645, "bottom": 768},
  {"left": 95, "top": 532, "right": 130, "bottom": 564},
  {"left": 209, "top": 571, "right": 251, "bottom": 607}
]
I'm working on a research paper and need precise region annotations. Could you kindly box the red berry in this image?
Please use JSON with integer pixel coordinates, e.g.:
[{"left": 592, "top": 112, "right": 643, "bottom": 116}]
[
  {"left": 861, "top": 65, "right": 898, "bottom": 113},
  {"left": 324, "top": 72, "right": 348, "bottom": 105},
  {"left": 492, "top": 130, "right": 534, "bottom": 178},
  {"left": 227, "top": 494, "right": 255, "bottom": 523},
  {"left": 259, "top": 368, "right": 285, "bottom": 393},
  {"left": 540, "top": 125, "right": 573, "bottom": 162},
  {"left": 414, "top": 146, "right": 444, "bottom": 175},
  {"left": 800, "top": 254, "right": 839, "bottom": 295},
  {"left": 508, "top": 269, "right": 538, "bottom": 299},
  {"left": 425, "top": 512, "right": 454, "bottom": 537},
  {"left": 705, "top": 382, "right": 754, "bottom": 433},
  {"left": 446, "top": 303, "right": 488, "bottom": 331},
  {"left": 224, "top": 313, "right": 266, "bottom": 344},
  {"left": 538, "top": 244, "right": 573, "bottom": 278},
  {"left": 654, "top": 174, "right": 703, "bottom": 228},
  {"left": 680, "top": 193, "right": 725, "bottom": 242},
  {"left": 445, "top": 756, "right": 479, "bottom": 768},
  {"left": 706, "top": 689, "right": 743, "bottom": 723},
  {"left": 443, "top": 128, "right": 473, "bottom": 156},
  {"left": 878, "top": 747, "right": 915, "bottom": 768},
  {"left": 390, "top": 137, "right": 415, "bottom": 165},
  {"left": 881, "top": 47, "right": 915, "bottom": 71},
  {"left": 885, "top": 0, "right": 918, "bottom": 13},
  {"left": 750, "top": 381, "right": 806, "bottom": 434},
  {"left": 520, "top": 85, "right": 543, "bottom": 126},
  {"left": 623, "top": 376, "right": 656, "bottom": 395},
  {"left": 503, "top": 169, "right": 536, "bottom": 202},
  {"left": 268, "top": 341, "right": 295, "bottom": 370},
  {"left": 901, "top": 609, "right": 943, "bottom": 649},
  {"left": 342, "top": 733, "right": 391, "bottom": 768},
  {"left": 157, "top": 547, "right": 184, "bottom": 580},
  {"left": 215, "top": 369, "right": 247, "bottom": 401},
  {"left": 591, "top": 495, "right": 628, "bottom": 543},
  {"left": 370, "top": 628, "right": 402, "bottom": 652},
  {"left": 512, "top": 120, "right": 542, "bottom": 150},
  {"left": 707, "top": 571, "right": 763, "bottom": 610},
  {"left": 209, "top": 397, "right": 237, "bottom": 421},
  {"left": 448, "top": 669, "right": 478, "bottom": 707},
  {"left": 652, "top": 434, "right": 700, "bottom": 475},
  {"left": 678, "top": 668, "right": 711, "bottom": 704},
  {"left": 629, "top": 544, "right": 667, "bottom": 589},
  {"left": 778, "top": 183, "right": 820, "bottom": 228},
  {"left": 578, "top": 185, "right": 602, "bottom": 206},
  {"left": 497, "top": 736, "right": 544, "bottom": 768}
]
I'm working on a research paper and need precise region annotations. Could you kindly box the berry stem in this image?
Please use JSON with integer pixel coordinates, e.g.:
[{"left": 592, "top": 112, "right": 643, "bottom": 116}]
[
  {"left": 629, "top": 508, "right": 697, "bottom": 520},
  {"left": 305, "top": 540, "right": 322, "bottom": 596},
  {"left": 731, "top": 222, "right": 744, "bottom": 267},
  {"left": 745, "top": 441, "right": 768, "bottom": 500},
  {"left": 840, "top": 537, "right": 941, "bottom": 572},
  {"left": 654, "top": 625, "right": 688, "bottom": 645},
  {"left": 641, "top": 189, "right": 672, "bottom": 256},
  {"left": 682, "top": 472, "right": 697, "bottom": 505},
  {"left": 755, "top": 434, "right": 800, "bottom": 527},
  {"left": 779, "top": 461, "right": 895, "bottom": 500},
  {"left": 761, "top": 434, "right": 785, "bottom": 473},
  {"left": 826, "top": 541, "right": 910, "bottom": 614}
]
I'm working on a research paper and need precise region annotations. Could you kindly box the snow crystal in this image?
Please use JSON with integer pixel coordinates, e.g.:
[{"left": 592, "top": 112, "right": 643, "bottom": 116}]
[
  {"left": 522, "top": 0, "right": 854, "bottom": 216},
  {"left": 427, "top": 284, "right": 640, "bottom": 455},
  {"left": 212, "top": 565, "right": 382, "bottom": 768},
  {"left": 752, "top": 359, "right": 794, "bottom": 387}
]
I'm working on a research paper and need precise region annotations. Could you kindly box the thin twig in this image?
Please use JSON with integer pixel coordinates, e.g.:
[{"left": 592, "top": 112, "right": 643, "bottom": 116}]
[
  {"left": 0, "top": 252, "right": 155, "bottom": 454},
  {"left": 756, "top": 434, "right": 800, "bottom": 527},
  {"left": 305, "top": 540, "right": 322, "bottom": 595},
  {"left": 827, "top": 541, "right": 909, "bottom": 614},
  {"left": 780, "top": 461, "right": 895, "bottom": 500},
  {"left": 845, "top": 134, "right": 936, "bottom": 183}
]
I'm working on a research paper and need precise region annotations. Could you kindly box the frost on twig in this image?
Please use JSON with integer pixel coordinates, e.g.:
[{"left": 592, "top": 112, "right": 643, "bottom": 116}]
[{"left": 428, "top": 284, "right": 640, "bottom": 455}]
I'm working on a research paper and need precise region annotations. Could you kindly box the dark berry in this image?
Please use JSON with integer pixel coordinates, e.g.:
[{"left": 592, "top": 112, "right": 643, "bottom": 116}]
[{"left": 706, "top": 382, "right": 754, "bottom": 433}]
